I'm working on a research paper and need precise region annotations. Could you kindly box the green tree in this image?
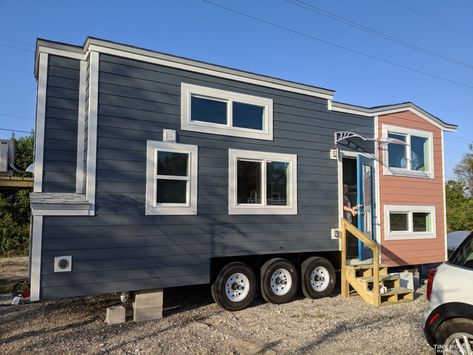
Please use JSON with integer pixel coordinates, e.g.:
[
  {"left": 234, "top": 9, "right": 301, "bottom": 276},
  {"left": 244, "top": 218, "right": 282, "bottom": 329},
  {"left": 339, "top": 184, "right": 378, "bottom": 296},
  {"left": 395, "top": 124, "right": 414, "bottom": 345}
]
[
  {"left": 454, "top": 143, "right": 473, "bottom": 195},
  {"left": 13, "top": 133, "right": 34, "bottom": 172},
  {"left": 445, "top": 180, "right": 473, "bottom": 232}
]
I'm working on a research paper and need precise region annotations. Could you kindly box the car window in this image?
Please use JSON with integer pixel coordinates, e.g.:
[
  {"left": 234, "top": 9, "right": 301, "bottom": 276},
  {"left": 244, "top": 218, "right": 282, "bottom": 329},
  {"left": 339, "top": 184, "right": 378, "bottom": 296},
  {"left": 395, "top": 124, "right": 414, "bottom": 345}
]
[{"left": 449, "top": 234, "right": 473, "bottom": 269}]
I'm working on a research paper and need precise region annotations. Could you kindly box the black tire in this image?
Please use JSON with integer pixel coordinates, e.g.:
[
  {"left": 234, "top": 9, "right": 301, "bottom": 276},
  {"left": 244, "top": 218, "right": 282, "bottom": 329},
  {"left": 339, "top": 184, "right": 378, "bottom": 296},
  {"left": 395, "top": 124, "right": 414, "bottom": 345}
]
[
  {"left": 260, "top": 258, "right": 298, "bottom": 304},
  {"left": 211, "top": 262, "right": 257, "bottom": 311},
  {"left": 301, "top": 257, "right": 336, "bottom": 299},
  {"left": 434, "top": 318, "right": 473, "bottom": 353}
]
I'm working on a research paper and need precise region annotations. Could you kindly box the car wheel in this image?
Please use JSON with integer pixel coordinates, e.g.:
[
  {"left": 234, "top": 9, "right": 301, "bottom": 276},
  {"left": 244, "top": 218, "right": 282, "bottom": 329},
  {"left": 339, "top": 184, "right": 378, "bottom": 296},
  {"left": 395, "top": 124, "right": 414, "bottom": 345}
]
[
  {"left": 435, "top": 318, "right": 473, "bottom": 355},
  {"left": 260, "top": 258, "right": 298, "bottom": 304},
  {"left": 211, "top": 262, "right": 257, "bottom": 311},
  {"left": 301, "top": 256, "right": 336, "bottom": 299}
]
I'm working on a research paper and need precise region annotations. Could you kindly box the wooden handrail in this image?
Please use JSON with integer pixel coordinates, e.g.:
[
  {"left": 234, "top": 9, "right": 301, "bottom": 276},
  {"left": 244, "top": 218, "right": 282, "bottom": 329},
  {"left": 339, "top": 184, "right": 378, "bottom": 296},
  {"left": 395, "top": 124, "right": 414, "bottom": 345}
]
[{"left": 340, "top": 218, "right": 381, "bottom": 307}]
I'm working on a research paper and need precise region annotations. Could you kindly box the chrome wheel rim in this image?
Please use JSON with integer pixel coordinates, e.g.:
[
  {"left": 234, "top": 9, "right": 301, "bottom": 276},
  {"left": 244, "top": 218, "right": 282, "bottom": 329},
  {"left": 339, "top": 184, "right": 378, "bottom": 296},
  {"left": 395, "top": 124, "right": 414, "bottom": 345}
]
[
  {"left": 311, "top": 266, "right": 330, "bottom": 292},
  {"left": 270, "top": 268, "right": 292, "bottom": 296},
  {"left": 225, "top": 273, "right": 250, "bottom": 302},
  {"left": 444, "top": 332, "right": 473, "bottom": 355}
]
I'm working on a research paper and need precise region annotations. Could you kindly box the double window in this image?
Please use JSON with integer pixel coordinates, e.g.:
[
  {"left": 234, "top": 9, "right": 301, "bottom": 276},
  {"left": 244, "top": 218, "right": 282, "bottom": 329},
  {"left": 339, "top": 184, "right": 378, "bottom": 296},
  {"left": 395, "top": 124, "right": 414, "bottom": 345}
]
[
  {"left": 383, "top": 125, "right": 434, "bottom": 178},
  {"left": 145, "top": 141, "right": 198, "bottom": 215},
  {"left": 181, "top": 83, "right": 273, "bottom": 140},
  {"left": 385, "top": 205, "right": 436, "bottom": 240},
  {"left": 228, "top": 149, "right": 297, "bottom": 215}
]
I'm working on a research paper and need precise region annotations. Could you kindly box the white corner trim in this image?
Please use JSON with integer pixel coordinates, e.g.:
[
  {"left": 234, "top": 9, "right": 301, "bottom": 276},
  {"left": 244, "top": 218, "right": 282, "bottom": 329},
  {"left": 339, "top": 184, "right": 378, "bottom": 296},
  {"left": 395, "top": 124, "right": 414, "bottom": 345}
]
[
  {"left": 33, "top": 53, "right": 48, "bottom": 193},
  {"left": 145, "top": 140, "right": 198, "bottom": 215},
  {"left": 181, "top": 83, "right": 273, "bottom": 141},
  {"left": 85, "top": 51, "right": 99, "bottom": 215},
  {"left": 441, "top": 131, "right": 448, "bottom": 260},
  {"left": 381, "top": 124, "right": 434, "bottom": 179},
  {"left": 30, "top": 215, "right": 43, "bottom": 301},
  {"left": 75, "top": 60, "right": 87, "bottom": 193},
  {"left": 228, "top": 149, "right": 298, "bottom": 215},
  {"left": 384, "top": 205, "right": 436, "bottom": 240},
  {"left": 374, "top": 116, "right": 382, "bottom": 246}
]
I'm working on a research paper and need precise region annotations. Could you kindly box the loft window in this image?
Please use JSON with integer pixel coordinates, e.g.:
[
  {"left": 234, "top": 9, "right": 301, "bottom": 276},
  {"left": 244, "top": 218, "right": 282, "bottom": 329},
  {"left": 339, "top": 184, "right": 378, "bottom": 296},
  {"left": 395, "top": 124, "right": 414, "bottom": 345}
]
[
  {"left": 385, "top": 205, "right": 435, "bottom": 240},
  {"left": 383, "top": 125, "right": 434, "bottom": 178},
  {"left": 181, "top": 83, "right": 273, "bottom": 140},
  {"left": 146, "top": 141, "right": 198, "bottom": 215},
  {"left": 229, "top": 149, "right": 297, "bottom": 215}
]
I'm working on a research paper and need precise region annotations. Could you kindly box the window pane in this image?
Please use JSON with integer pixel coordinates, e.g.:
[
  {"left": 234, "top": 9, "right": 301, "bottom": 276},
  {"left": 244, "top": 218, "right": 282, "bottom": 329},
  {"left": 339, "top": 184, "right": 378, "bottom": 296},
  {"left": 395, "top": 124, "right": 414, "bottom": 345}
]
[
  {"left": 390, "top": 213, "right": 408, "bottom": 232},
  {"left": 157, "top": 151, "right": 188, "bottom": 176},
  {"left": 450, "top": 238, "right": 473, "bottom": 269},
  {"left": 413, "top": 212, "right": 431, "bottom": 232},
  {"left": 388, "top": 133, "right": 407, "bottom": 168},
  {"left": 191, "top": 96, "right": 227, "bottom": 125},
  {"left": 411, "top": 136, "right": 429, "bottom": 171},
  {"left": 232, "top": 102, "right": 264, "bottom": 130},
  {"left": 267, "top": 162, "right": 288, "bottom": 206},
  {"left": 237, "top": 160, "right": 261, "bottom": 204},
  {"left": 156, "top": 179, "right": 187, "bottom": 204}
]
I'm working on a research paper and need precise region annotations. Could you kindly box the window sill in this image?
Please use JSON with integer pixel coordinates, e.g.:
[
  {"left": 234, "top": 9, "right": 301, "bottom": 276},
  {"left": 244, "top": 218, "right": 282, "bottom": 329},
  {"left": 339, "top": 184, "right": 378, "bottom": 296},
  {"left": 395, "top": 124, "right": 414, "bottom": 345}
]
[
  {"left": 145, "top": 206, "right": 197, "bottom": 216},
  {"left": 383, "top": 167, "right": 434, "bottom": 179},
  {"left": 229, "top": 205, "right": 297, "bottom": 215},
  {"left": 385, "top": 232, "right": 436, "bottom": 240},
  {"left": 182, "top": 120, "right": 273, "bottom": 141}
]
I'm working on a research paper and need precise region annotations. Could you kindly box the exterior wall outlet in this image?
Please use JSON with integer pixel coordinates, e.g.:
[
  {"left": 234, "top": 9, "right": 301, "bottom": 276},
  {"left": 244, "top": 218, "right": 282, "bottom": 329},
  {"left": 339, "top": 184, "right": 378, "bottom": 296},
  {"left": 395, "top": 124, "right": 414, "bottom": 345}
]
[
  {"left": 163, "top": 129, "right": 176, "bottom": 142},
  {"left": 54, "top": 256, "right": 72, "bottom": 272},
  {"left": 329, "top": 148, "right": 338, "bottom": 160},
  {"left": 331, "top": 228, "right": 341, "bottom": 239}
]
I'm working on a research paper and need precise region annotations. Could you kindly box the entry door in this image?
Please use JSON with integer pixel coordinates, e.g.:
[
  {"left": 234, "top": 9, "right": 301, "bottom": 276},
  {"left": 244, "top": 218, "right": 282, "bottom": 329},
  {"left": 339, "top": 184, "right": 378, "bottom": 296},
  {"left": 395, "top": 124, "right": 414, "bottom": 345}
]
[{"left": 357, "top": 155, "right": 375, "bottom": 261}]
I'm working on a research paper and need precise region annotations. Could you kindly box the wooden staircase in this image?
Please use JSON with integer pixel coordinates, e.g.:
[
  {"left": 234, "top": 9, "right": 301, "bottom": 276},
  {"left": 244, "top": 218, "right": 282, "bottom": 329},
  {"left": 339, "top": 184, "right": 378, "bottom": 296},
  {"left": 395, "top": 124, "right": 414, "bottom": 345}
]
[{"left": 340, "top": 219, "right": 414, "bottom": 306}]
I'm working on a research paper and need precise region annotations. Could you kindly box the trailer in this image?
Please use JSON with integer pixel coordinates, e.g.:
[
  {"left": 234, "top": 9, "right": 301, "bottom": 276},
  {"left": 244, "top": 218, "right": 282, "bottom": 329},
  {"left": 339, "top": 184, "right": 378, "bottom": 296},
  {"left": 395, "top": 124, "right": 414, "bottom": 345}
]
[{"left": 29, "top": 38, "right": 457, "bottom": 315}]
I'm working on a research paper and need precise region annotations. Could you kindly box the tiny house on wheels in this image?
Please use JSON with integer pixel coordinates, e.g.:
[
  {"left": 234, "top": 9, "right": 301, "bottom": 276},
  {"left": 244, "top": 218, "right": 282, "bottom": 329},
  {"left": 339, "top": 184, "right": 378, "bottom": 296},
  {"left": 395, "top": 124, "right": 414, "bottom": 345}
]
[{"left": 29, "top": 38, "right": 457, "bottom": 315}]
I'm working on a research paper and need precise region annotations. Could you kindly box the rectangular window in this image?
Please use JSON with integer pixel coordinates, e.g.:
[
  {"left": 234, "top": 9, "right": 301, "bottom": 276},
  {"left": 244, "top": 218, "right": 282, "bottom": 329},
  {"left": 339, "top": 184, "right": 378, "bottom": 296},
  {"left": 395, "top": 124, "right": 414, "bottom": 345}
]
[
  {"left": 181, "top": 83, "right": 273, "bottom": 140},
  {"left": 146, "top": 141, "right": 198, "bottom": 215},
  {"left": 385, "top": 205, "right": 436, "bottom": 240},
  {"left": 383, "top": 125, "right": 434, "bottom": 178},
  {"left": 229, "top": 149, "right": 297, "bottom": 215}
]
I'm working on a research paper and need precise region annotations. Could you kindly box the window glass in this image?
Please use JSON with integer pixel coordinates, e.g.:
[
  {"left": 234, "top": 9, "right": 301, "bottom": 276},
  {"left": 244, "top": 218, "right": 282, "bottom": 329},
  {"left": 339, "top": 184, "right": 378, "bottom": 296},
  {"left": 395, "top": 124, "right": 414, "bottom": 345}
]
[
  {"left": 267, "top": 161, "right": 288, "bottom": 205},
  {"left": 191, "top": 96, "right": 227, "bottom": 125},
  {"left": 388, "top": 133, "right": 407, "bottom": 168},
  {"left": 413, "top": 212, "right": 431, "bottom": 232},
  {"left": 237, "top": 160, "right": 262, "bottom": 204},
  {"left": 156, "top": 179, "right": 187, "bottom": 204},
  {"left": 157, "top": 152, "right": 188, "bottom": 176},
  {"left": 411, "top": 136, "right": 429, "bottom": 171},
  {"left": 390, "top": 213, "right": 408, "bottom": 231},
  {"left": 450, "top": 237, "right": 473, "bottom": 269},
  {"left": 233, "top": 102, "right": 264, "bottom": 130}
]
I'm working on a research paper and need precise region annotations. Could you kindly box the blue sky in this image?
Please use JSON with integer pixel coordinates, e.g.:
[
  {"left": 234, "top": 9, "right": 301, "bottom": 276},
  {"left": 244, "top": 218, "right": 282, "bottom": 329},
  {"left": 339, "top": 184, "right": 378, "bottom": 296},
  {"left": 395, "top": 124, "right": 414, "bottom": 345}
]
[{"left": 0, "top": 0, "right": 471, "bottom": 179}]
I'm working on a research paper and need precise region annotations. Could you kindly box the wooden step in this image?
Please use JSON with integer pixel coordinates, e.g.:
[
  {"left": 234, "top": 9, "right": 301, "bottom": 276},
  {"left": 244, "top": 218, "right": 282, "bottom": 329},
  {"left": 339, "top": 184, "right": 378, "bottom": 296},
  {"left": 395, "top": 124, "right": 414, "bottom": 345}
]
[
  {"left": 356, "top": 275, "right": 401, "bottom": 290},
  {"left": 346, "top": 264, "right": 388, "bottom": 277},
  {"left": 368, "top": 287, "right": 414, "bottom": 305}
]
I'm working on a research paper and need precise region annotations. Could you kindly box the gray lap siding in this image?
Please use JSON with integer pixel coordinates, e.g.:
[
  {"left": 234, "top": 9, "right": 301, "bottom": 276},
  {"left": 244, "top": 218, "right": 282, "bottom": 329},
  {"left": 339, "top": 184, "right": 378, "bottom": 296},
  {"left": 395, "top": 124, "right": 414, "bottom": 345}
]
[{"left": 40, "top": 53, "right": 373, "bottom": 298}]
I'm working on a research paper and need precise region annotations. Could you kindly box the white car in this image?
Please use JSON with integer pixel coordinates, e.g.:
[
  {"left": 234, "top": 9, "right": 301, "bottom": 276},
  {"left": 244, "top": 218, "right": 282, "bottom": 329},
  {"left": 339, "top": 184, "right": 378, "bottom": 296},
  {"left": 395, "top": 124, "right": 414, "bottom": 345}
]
[{"left": 422, "top": 232, "right": 473, "bottom": 354}]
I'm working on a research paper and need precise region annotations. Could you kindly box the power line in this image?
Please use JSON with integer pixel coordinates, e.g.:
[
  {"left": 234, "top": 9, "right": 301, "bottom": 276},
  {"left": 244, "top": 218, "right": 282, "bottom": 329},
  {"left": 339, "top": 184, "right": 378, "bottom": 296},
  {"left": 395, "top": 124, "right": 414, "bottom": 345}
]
[
  {"left": 0, "top": 113, "right": 34, "bottom": 121},
  {"left": 0, "top": 42, "right": 34, "bottom": 53},
  {"left": 202, "top": 0, "right": 473, "bottom": 90},
  {"left": 385, "top": 0, "right": 473, "bottom": 40},
  {"left": 0, "top": 128, "right": 32, "bottom": 134},
  {"left": 0, "top": 65, "right": 32, "bottom": 75},
  {"left": 286, "top": 0, "right": 473, "bottom": 71},
  {"left": 0, "top": 36, "right": 34, "bottom": 47}
]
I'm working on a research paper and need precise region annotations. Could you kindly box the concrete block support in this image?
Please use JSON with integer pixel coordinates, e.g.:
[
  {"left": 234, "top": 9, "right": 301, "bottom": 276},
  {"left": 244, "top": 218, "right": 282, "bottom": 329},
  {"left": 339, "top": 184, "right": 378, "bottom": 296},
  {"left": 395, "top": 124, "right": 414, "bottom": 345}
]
[
  {"left": 133, "top": 289, "right": 163, "bottom": 322},
  {"left": 105, "top": 305, "right": 126, "bottom": 324}
]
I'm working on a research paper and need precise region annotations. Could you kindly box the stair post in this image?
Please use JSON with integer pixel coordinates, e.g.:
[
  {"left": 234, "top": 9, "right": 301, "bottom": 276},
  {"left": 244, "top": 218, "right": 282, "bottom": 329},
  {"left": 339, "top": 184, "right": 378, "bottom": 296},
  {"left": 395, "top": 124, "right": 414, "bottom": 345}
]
[
  {"left": 340, "top": 219, "right": 349, "bottom": 298},
  {"left": 373, "top": 247, "right": 380, "bottom": 307}
]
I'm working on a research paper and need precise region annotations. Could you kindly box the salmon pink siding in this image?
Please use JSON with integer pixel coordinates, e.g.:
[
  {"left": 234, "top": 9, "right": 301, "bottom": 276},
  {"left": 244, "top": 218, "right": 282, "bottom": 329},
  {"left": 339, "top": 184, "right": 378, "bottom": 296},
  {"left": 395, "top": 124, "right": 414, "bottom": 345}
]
[{"left": 377, "top": 110, "right": 446, "bottom": 266}]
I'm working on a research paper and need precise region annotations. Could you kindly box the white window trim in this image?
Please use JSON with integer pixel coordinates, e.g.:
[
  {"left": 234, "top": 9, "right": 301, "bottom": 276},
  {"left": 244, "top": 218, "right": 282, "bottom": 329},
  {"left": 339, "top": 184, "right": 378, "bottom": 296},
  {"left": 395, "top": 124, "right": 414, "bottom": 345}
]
[
  {"left": 382, "top": 124, "right": 434, "bottom": 179},
  {"left": 384, "top": 205, "right": 436, "bottom": 240},
  {"left": 181, "top": 83, "right": 273, "bottom": 141},
  {"left": 146, "top": 140, "right": 198, "bottom": 215},
  {"left": 228, "top": 149, "right": 297, "bottom": 215}
]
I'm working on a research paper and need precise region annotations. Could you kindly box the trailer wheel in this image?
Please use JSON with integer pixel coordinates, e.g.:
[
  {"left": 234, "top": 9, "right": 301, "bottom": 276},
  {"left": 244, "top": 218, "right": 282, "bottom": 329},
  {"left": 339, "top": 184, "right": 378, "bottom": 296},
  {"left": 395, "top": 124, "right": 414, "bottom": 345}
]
[
  {"left": 260, "top": 258, "right": 298, "bottom": 304},
  {"left": 301, "top": 256, "right": 336, "bottom": 299},
  {"left": 211, "top": 262, "right": 256, "bottom": 311}
]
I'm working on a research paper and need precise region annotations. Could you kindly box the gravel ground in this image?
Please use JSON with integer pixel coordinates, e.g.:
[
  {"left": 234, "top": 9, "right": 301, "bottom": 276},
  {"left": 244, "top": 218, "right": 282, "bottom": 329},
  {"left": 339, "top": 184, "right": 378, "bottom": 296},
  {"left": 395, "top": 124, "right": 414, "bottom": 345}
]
[{"left": 0, "top": 283, "right": 433, "bottom": 354}]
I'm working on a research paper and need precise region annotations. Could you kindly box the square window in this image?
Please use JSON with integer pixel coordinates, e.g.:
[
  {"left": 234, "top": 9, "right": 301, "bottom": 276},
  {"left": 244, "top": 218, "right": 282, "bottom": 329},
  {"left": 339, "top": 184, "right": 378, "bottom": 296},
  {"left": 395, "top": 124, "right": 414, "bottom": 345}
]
[
  {"left": 233, "top": 102, "right": 264, "bottom": 130},
  {"left": 413, "top": 212, "right": 431, "bottom": 232},
  {"left": 390, "top": 213, "right": 408, "bottom": 232},
  {"left": 146, "top": 141, "right": 198, "bottom": 215},
  {"left": 229, "top": 149, "right": 297, "bottom": 215},
  {"left": 237, "top": 160, "right": 262, "bottom": 204},
  {"left": 191, "top": 96, "right": 227, "bottom": 125},
  {"left": 267, "top": 161, "right": 288, "bottom": 206}
]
